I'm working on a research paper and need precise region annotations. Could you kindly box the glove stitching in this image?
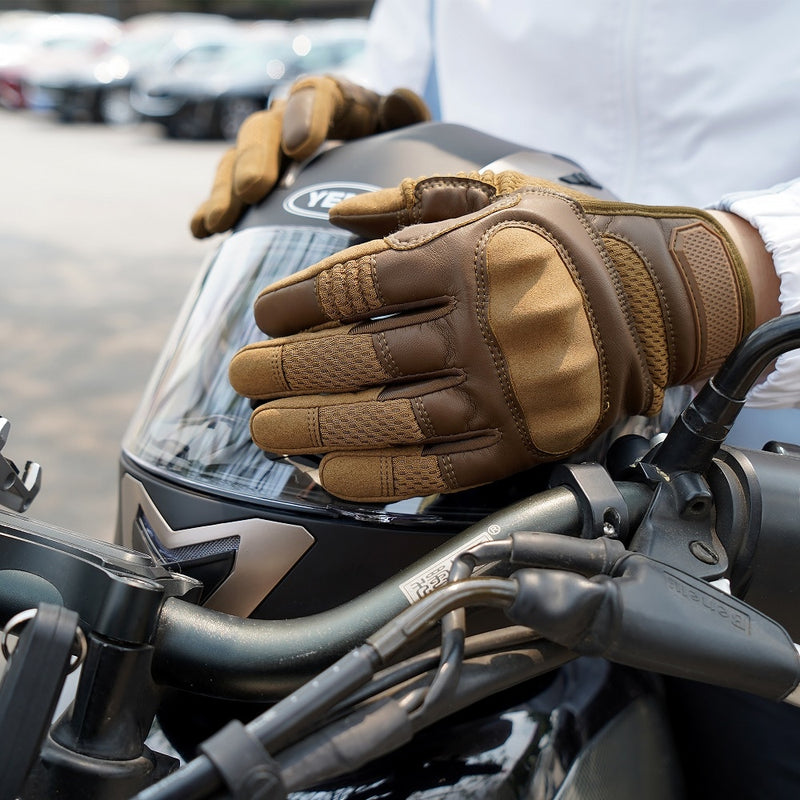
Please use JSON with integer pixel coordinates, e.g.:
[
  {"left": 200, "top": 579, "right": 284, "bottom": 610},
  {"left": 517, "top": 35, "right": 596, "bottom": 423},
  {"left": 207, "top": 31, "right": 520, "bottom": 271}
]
[
  {"left": 439, "top": 453, "right": 458, "bottom": 490},
  {"left": 412, "top": 396, "right": 436, "bottom": 438},
  {"left": 382, "top": 455, "right": 392, "bottom": 498},
  {"left": 376, "top": 331, "right": 401, "bottom": 378},
  {"left": 398, "top": 178, "right": 417, "bottom": 228},
  {"left": 387, "top": 195, "right": 520, "bottom": 249},
  {"left": 308, "top": 408, "right": 322, "bottom": 449},
  {"left": 412, "top": 176, "right": 497, "bottom": 226},
  {"left": 276, "top": 346, "right": 290, "bottom": 393},
  {"left": 411, "top": 181, "right": 425, "bottom": 225},
  {"left": 370, "top": 255, "right": 387, "bottom": 306}
]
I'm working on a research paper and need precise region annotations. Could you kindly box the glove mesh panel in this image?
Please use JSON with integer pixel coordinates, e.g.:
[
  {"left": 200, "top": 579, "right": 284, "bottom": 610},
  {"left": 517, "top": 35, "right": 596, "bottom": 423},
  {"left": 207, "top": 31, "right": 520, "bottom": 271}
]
[
  {"left": 670, "top": 223, "right": 744, "bottom": 372},
  {"left": 394, "top": 455, "right": 448, "bottom": 496},
  {"left": 283, "top": 337, "right": 387, "bottom": 391},
  {"left": 319, "top": 400, "right": 422, "bottom": 448},
  {"left": 602, "top": 235, "right": 670, "bottom": 414}
]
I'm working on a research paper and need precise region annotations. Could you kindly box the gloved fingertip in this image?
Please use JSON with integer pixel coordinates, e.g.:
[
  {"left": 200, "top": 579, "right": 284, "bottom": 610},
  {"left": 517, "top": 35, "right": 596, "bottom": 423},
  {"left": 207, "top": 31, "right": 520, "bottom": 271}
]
[
  {"left": 235, "top": 109, "right": 281, "bottom": 155},
  {"left": 205, "top": 203, "right": 242, "bottom": 234},
  {"left": 319, "top": 450, "right": 449, "bottom": 502},
  {"left": 190, "top": 205, "right": 211, "bottom": 239},
  {"left": 229, "top": 343, "right": 285, "bottom": 398},
  {"left": 319, "top": 453, "right": 388, "bottom": 502},
  {"left": 333, "top": 186, "right": 403, "bottom": 216},
  {"left": 251, "top": 405, "right": 319, "bottom": 453},
  {"left": 233, "top": 163, "right": 278, "bottom": 204},
  {"left": 231, "top": 110, "right": 283, "bottom": 203},
  {"left": 379, "top": 88, "right": 431, "bottom": 130},
  {"left": 235, "top": 107, "right": 276, "bottom": 139},
  {"left": 281, "top": 120, "right": 324, "bottom": 162},
  {"left": 282, "top": 81, "right": 338, "bottom": 161},
  {"left": 328, "top": 186, "right": 408, "bottom": 238}
]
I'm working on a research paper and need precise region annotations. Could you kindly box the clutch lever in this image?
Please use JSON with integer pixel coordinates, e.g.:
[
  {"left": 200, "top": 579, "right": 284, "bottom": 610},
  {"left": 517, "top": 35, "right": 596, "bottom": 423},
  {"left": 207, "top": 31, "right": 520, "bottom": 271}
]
[{"left": 502, "top": 540, "right": 800, "bottom": 705}]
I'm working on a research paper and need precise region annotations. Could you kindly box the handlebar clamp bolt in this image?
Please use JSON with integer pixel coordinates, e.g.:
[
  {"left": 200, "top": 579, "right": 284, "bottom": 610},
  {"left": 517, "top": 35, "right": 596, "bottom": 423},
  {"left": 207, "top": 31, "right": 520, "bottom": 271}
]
[{"left": 689, "top": 540, "right": 720, "bottom": 565}]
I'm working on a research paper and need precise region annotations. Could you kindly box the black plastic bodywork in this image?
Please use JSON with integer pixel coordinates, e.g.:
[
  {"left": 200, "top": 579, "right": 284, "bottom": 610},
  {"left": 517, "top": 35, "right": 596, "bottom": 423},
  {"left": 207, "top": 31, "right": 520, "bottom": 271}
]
[
  {"left": 121, "top": 455, "right": 456, "bottom": 619},
  {"left": 289, "top": 660, "right": 682, "bottom": 800}
]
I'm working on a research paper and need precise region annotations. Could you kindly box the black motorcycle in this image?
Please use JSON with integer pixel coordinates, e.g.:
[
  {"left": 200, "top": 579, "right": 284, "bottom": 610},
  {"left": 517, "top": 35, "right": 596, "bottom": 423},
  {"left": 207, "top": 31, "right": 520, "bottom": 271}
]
[{"left": 2, "top": 122, "right": 800, "bottom": 799}]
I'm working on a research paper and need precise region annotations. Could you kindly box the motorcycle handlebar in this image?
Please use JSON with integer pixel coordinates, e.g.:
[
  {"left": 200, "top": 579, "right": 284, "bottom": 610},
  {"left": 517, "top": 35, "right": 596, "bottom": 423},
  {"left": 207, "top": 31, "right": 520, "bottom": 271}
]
[
  {"left": 2, "top": 316, "right": 799, "bottom": 701},
  {"left": 0, "top": 482, "right": 653, "bottom": 700},
  {"left": 151, "top": 482, "right": 653, "bottom": 699}
]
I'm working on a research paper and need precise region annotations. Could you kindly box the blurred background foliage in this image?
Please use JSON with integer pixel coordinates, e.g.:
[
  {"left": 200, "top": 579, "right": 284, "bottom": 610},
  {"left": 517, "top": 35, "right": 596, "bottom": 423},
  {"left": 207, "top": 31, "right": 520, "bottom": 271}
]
[{"left": 0, "top": 1, "right": 374, "bottom": 21}]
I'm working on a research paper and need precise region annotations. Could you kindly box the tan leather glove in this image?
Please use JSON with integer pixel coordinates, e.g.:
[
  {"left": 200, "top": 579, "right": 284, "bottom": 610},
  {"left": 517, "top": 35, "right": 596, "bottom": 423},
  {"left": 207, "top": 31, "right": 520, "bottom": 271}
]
[
  {"left": 229, "top": 171, "right": 755, "bottom": 502},
  {"left": 190, "top": 76, "right": 430, "bottom": 238}
]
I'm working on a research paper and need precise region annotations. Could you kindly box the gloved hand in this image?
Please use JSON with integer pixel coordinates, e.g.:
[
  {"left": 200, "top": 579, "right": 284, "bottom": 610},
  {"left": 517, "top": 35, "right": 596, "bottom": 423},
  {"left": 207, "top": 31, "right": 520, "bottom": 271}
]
[
  {"left": 229, "top": 171, "right": 755, "bottom": 502},
  {"left": 190, "top": 76, "right": 430, "bottom": 238}
]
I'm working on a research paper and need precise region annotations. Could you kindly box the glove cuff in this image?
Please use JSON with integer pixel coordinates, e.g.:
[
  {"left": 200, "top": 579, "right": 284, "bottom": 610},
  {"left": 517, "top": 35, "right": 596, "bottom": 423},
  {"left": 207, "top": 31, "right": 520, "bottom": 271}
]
[{"left": 583, "top": 203, "right": 755, "bottom": 410}]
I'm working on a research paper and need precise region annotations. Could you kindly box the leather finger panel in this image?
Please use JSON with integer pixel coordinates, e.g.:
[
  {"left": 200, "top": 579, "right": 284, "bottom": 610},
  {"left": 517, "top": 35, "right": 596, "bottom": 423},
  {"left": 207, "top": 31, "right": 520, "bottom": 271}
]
[{"left": 319, "top": 448, "right": 449, "bottom": 502}]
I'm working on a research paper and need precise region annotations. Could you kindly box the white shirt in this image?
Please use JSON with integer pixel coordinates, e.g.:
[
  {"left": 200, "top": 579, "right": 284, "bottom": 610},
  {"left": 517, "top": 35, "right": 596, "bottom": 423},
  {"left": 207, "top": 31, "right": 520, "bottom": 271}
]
[
  {"left": 364, "top": 0, "right": 800, "bottom": 412},
  {"left": 364, "top": 0, "right": 800, "bottom": 206}
]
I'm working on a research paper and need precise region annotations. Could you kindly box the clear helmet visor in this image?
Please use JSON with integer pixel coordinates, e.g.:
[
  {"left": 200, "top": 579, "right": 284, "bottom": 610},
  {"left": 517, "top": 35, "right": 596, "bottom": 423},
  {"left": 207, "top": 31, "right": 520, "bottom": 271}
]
[
  {"left": 124, "top": 226, "right": 357, "bottom": 513},
  {"left": 124, "top": 224, "right": 524, "bottom": 525}
]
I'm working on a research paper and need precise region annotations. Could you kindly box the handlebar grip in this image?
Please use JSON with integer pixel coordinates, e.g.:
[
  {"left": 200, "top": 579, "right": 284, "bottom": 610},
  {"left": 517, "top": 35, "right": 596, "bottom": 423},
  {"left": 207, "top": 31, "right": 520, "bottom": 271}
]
[{"left": 508, "top": 555, "right": 800, "bottom": 702}]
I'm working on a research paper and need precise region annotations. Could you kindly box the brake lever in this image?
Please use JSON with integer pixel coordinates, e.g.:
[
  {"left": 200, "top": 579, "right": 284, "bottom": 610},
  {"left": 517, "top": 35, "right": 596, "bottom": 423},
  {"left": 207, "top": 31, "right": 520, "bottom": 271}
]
[
  {"left": 504, "top": 546, "right": 800, "bottom": 704},
  {"left": 0, "top": 418, "right": 40, "bottom": 513}
]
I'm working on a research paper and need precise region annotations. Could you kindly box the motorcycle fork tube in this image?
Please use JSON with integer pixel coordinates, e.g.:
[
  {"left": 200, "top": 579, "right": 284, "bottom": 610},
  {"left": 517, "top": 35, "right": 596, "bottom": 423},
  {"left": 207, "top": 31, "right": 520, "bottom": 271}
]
[{"left": 24, "top": 632, "right": 177, "bottom": 799}]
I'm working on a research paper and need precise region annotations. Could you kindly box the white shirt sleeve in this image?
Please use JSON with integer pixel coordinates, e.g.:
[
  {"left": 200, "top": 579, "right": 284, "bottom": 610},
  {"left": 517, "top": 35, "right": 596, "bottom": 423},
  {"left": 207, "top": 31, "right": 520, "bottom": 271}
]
[
  {"left": 362, "top": 0, "right": 432, "bottom": 96},
  {"left": 714, "top": 180, "right": 800, "bottom": 409}
]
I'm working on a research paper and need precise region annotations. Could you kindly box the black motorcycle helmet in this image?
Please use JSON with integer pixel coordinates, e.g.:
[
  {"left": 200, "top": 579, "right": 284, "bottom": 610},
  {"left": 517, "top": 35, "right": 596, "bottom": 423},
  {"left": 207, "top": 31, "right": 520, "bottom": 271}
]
[
  {"left": 117, "top": 121, "right": 618, "bottom": 622},
  {"left": 116, "top": 121, "right": 682, "bottom": 758}
]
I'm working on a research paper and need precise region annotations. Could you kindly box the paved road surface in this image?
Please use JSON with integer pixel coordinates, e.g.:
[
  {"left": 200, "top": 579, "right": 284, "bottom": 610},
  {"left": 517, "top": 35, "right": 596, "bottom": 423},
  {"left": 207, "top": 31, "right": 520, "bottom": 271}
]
[{"left": 0, "top": 110, "right": 229, "bottom": 541}]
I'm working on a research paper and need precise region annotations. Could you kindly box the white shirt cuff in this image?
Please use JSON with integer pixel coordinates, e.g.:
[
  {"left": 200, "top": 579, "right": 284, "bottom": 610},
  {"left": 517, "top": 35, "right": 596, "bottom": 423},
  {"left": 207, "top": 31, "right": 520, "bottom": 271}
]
[{"left": 714, "top": 179, "right": 800, "bottom": 409}]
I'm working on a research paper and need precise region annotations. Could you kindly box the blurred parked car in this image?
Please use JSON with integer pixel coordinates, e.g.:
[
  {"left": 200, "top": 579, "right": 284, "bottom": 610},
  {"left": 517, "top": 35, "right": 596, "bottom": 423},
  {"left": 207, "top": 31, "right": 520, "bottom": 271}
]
[
  {"left": 131, "top": 18, "right": 367, "bottom": 140},
  {"left": 0, "top": 13, "right": 120, "bottom": 111},
  {"left": 27, "top": 12, "right": 237, "bottom": 125},
  {"left": 0, "top": 10, "right": 55, "bottom": 107},
  {"left": 129, "top": 22, "right": 258, "bottom": 139}
]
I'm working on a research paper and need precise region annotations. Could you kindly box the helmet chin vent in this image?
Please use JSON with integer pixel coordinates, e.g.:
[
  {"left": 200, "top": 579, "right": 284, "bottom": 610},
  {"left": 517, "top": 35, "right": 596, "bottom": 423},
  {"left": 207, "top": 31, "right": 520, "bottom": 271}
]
[
  {"left": 135, "top": 510, "right": 240, "bottom": 603},
  {"left": 137, "top": 510, "right": 241, "bottom": 563}
]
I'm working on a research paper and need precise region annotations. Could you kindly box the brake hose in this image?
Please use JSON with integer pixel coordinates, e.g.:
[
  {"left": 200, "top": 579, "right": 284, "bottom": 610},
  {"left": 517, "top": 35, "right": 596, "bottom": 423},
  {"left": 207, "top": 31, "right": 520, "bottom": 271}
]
[
  {"left": 652, "top": 312, "right": 800, "bottom": 474},
  {"left": 137, "top": 577, "right": 520, "bottom": 800}
]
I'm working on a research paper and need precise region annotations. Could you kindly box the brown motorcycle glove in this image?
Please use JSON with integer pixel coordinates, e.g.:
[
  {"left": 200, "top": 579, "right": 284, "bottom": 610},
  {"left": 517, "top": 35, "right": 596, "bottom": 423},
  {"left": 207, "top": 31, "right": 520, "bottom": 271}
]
[
  {"left": 190, "top": 76, "right": 430, "bottom": 238},
  {"left": 229, "top": 171, "right": 755, "bottom": 502}
]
